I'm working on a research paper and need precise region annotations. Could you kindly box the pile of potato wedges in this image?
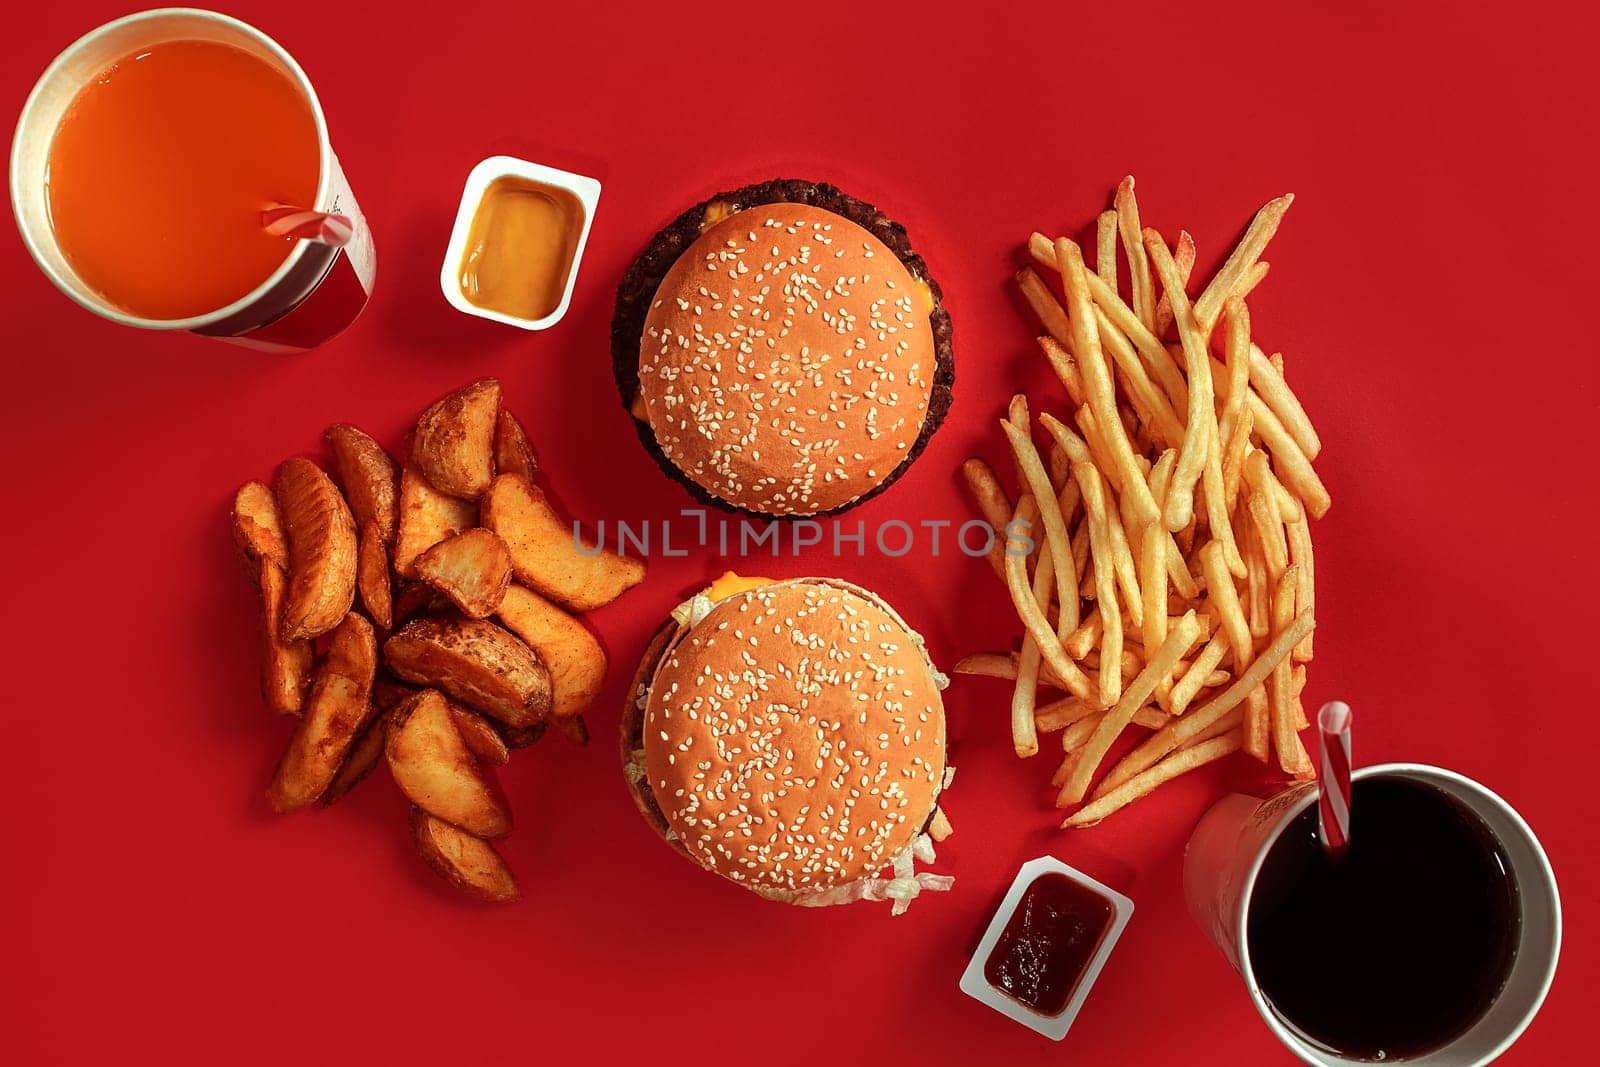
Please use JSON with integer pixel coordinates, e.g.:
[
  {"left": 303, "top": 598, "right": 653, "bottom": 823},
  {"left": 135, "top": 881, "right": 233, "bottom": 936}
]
[{"left": 230, "top": 378, "right": 645, "bottom": 902}]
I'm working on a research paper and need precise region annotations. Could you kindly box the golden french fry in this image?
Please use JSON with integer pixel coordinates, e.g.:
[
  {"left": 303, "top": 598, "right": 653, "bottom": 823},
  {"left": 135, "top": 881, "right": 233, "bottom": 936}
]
[
  {"left": 1112, "top": 611, "right": 1314, "bottom": 783},
  {"left": 1051, "top": 748, "right": 1078, "bottom": 788},
  {"left": 1139, "top": 524, "right": 1168, "bottom": 674},
  {"left": 1007, "top": 393, "right": 1031, "bottom": 433},
  {"left": 1249, "top": 342, "right": 1321, "bottom": 458},
  {"left": 1170, "top": 631, "right": 1230, "bottom": 715},
  {"left": 1236, "top": 261, "right": 1271, "bottom": 303},
  {"left": 960, "top": 457, "right": 1012, "bottom": 580},
  {"left": 1270, "top": 565, "right": 1309, "bottom": 775},
  {"left": 974, "top": 183, "right": 1329, "bottom": 827},
  {"left": 1070, "top": 517, "right": 1092, "bottom": 602},
  {"left": 1095, "top": 453, "right": 1145, "bottom": 630},
  {"left": 1220, "top": 297, "right": 1252, "bottom": 466},
  {"left": 1191, "top": 706, "right": 1246, "bottom": 747},
  {"left": 1002, "top": 418, "right": 1078, "bottom": 624},
  {"left": 1036, "top": 695, "right": 1099, "bottom": 732},
  {"left": 1194, "top": 194, "right": 1294, "bottom": 334},
  {"left": 1059, "top": 610, "right": 1201, "bottom": 806},
  {"left": 953, "top": 651, "right": 1016, "bottom": 679},
  {"left": 1060, "top": 706, "right": 1171, "bottom": 757},
  {"left": 1073, "top": 461, "right": 1123, "bottom": 708},
  {"left": 1004, "top": 495, "right": 1096, "bottom": 703},
  {"left": 1056, "top": 238, "right": 1161, "bottom": 528},
  {"left": 1048, "top": 441, "right": 1071, "bottom": 493},
  {"left": 1066, "top": 729, "right": 1243, "bottom": 827},
  {"left": 1071, "top": 402, "right": 1119, "bottom": 492},
  {"left": 1244, "top": 686, "right": 1272, "bottom": 762},
  {"left": 1221, "top": 406, "right": 1255, "bottom": 515},
  {"left": 1096, "top": 210, "right": 1118, "bottom": 288},
  {"left": 1203, "top": 420, "right": 1245, "bottom": 579},
  {"left": 1065, "top": 606, "right": 1102, "bottom": 660},
  {"left": 1016, "top": 266, "right": 1072, "bottom": 346},
  {"left": 1152, "top": 229, "right": 1195, "bottom": 338},
  {"left": 1012, "top": 512, "right": 1061, "bottom": 758},
  {"left": 1038, "top": 413, "right": 1093, "bottom": 467},
  {"left": 1145, "top": 229, "right": 1214, "bottom": 533},
  {"left": 1200, "top": 541, "right": 1251, "bottom": 668},
  {"left": 1212, "top": 359, "right": 1331, "bottom": 518},
  {"left": 1029, "top": 230, "right": 1055, "bottom": 271},
  {"left": 1244, "top": 451, "right": 1290, "bottom": 582},
  {"left": 1287, "top": 517, "right": 1316, "bottom": 662},
  {"left": 1292, "top": 664, "right": 1309, "bottom": 729},
  {"left": 1093, "top": 305, "right": 1186, "bottom": 447},
  {"left": 1036, "top": 335, "right": 1088, "bottom": 409},
  {"left": 1149, "top": 451, "right": 1202, "bottom": 599},
  {"left": 1115, "top": 176, "right": 1156, "bottom": 331},
  {"left": 1241, "top": 509, "right": 1271, "bottom": 639},
  {"left": 1273, "top": 478, "right": 1305, "bottom": 524},
  {"left": 1081, "top": 268, "right": 1189, "bottom": 414},
  {"left": 1251, "top": 445, "right": 1304, "bottom": 530}
]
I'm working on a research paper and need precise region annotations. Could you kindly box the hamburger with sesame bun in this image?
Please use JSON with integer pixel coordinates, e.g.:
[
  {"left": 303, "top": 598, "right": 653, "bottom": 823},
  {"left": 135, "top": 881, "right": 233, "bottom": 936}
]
[
  {"left": 612, "top": 180, "right": 954, "bottom": 518},
  {"left": 620, "top": 574, "right": 955, "bottom": 911}
]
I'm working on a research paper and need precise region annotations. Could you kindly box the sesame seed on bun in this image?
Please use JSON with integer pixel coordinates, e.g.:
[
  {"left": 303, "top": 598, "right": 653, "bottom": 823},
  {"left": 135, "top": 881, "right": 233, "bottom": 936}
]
[
  {"left": 624, "top": 578, "right": 949, "bottom": 904},
  {"left": 613, "top": 180, "right": 954, "bottom": 518}
]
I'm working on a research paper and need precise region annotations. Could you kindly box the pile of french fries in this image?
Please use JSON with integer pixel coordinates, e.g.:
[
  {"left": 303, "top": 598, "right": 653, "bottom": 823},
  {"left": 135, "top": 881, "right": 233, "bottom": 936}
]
[
  {"left": 231, "top": 378, "right": 645, "bottom": 901},
  {"left": 957, "top": 177, "right": 1328, "bottom": 828}
]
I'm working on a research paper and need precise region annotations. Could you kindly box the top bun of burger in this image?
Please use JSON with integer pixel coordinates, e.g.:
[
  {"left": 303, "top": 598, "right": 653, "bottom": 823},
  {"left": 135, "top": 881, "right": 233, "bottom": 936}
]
[
  {"left": 638, "top": 578, "right": 947, "bottom": 901},
  {"left": 637, "top": 203, "right": 937, "bottom": 517}
]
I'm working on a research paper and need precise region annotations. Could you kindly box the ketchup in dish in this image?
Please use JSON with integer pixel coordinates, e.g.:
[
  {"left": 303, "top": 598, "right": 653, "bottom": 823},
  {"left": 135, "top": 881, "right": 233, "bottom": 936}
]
[{"left": 983, "top": 872, "right": 1115, "bottom": 1016}]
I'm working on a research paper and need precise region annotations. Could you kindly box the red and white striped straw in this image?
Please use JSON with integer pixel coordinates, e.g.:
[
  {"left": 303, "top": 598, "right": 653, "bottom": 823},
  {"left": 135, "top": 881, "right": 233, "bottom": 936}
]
[
  {"left": 260, "top": 205, "right": 354, "bottom": 248},
  {"left": 1317, "top": 701, "right": 1353, "bottom": 855}
]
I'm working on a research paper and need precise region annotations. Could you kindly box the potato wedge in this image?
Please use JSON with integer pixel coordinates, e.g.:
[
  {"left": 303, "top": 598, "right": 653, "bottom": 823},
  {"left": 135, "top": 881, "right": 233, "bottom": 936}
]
[
  {"left": 481, "top": 474, "right": 645, "bottom": 611},
  {"left": 494, "top": 409, "right": 538, "bottom": 482},
  {"left": 258, "top": 558, "right": 313, "bottom": 716},
  {"left": 383, "top": 617, "right": 551, "bottom": 728},
  {"left": 267, "top": 613, "right": 378, "bottom": 812},
  {"left": 385, "top": 689, "right": 512, "bottom": 838},
  {"left": 324, "top": 423, "right": 399, "bottom": 547},
  {"left": 551, "top": 715, "right": 589, "bottom": 746},
  {"left": 274, "top": 458, "right": 358, "bottom": 641},
  {"left": 495, "top": 584, "right": 607, "bottom": 719},
  {"left": 415, "top": 528, "right": 513, "bottom": 619},
  {"left": 409, "top": 805, "right": 519, "bottom": 903},
  {"left": 450, "top": 705, "right": 510, "bottom": 766},
  {"left": 412, "top": 378, "right": 500, "bottom": 499},
  {"left": 357, "top": 522, "right": 393, "bottom": 630},
  {"left": 500, "top": 722, "right": 547, "bottom": 749},
  {"left": 320, "top": 710, "right": 387, "bottom": 806},
  {"left": 373, "top": 677, "right": 417, "bottom": 715},
  {"left": 391, "top": 582, "right": 452, "bottom": 625},
  {"left": 393, "top": 461, "right": 476, "bottom": 579},
  {"left": 232, "top": 480, "right": 288, "bottom": 579}
]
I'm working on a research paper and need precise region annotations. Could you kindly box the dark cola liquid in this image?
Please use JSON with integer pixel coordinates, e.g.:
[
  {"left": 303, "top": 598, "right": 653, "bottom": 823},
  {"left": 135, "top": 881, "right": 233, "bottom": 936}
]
[{"left": 1247, "top": 777, "right": 1520, "bottom": 1061}]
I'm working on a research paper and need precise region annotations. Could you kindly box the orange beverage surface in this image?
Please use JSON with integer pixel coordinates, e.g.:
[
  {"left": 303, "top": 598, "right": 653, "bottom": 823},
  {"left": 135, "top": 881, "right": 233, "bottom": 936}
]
[{"left": 46, "top": 40, "right": 321, "bottom": 321}]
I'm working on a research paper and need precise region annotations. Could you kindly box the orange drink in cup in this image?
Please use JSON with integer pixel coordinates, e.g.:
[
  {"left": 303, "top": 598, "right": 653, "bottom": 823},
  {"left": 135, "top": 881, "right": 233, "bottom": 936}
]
[{"left": 10, "top": 8, "right": 375, "bottom": 350}]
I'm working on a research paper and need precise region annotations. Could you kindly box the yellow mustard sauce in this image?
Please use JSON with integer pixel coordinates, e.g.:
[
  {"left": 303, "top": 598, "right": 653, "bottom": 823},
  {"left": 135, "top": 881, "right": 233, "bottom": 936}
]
[{"left": 459, "top": 176, "right": 584, "bottom": 321}]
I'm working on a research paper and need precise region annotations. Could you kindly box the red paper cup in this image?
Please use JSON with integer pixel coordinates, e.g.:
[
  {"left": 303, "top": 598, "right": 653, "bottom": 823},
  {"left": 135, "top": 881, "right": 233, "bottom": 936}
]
[
  {"left": 1183, "top": 764, "right": 1561, "bottom": 1066},
  {"left": 9, "top": 8, "right": 376, "bottom": 351}
]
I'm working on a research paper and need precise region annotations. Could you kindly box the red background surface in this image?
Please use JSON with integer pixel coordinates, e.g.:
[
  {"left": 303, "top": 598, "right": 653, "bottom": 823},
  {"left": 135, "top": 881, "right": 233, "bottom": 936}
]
[{"left": 3, "top": 2, "right": 1593, "bottom": 1063}]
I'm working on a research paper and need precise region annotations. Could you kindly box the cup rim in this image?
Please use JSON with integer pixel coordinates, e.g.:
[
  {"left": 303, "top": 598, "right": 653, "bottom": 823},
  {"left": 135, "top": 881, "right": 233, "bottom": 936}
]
[
  {"left": 1233, "top": 762, "right": 1563, "bottom": 1066},
  {"left": 8, "top": 7, "right": 333, "bottom": 331}
]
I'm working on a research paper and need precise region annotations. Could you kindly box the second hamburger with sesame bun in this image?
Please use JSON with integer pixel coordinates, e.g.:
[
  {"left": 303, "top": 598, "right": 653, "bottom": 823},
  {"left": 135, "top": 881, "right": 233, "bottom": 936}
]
[
  {"left": 612, "top": 180, "right": 954, "bottom": 518},
  {"left": 620, "top": 574, "right": 955, "bottom": 912}
]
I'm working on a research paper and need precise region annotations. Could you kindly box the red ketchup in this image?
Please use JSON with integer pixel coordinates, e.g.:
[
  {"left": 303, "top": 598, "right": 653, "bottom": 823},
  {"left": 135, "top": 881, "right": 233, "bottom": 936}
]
[{"left": 983, "top": 873, "right": 1115, "bottom": 1016}]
